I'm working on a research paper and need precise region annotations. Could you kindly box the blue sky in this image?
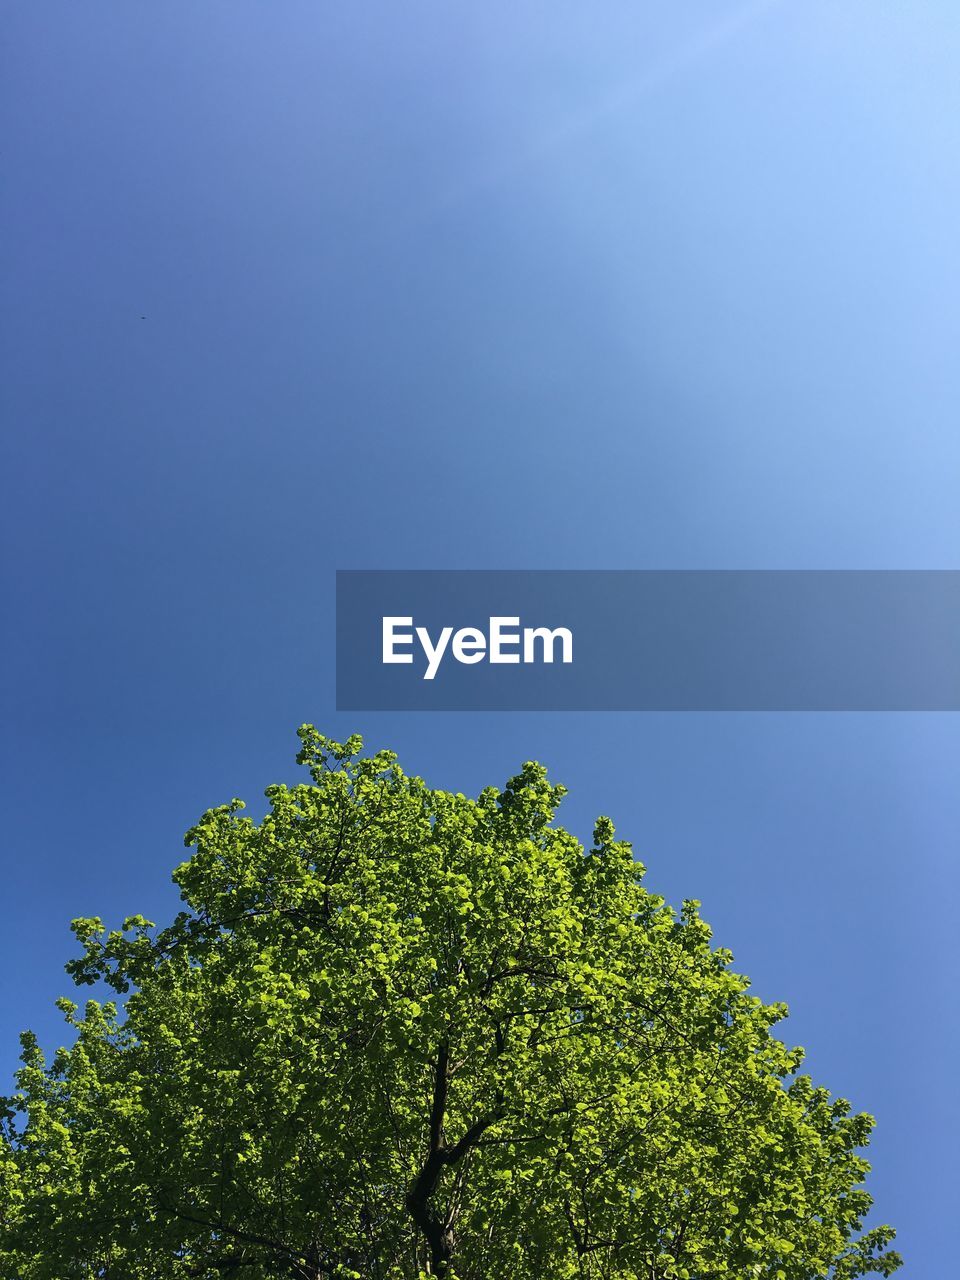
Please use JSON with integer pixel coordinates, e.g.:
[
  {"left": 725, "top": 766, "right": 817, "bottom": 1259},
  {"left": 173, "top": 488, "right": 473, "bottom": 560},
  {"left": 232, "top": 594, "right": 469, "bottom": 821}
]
[{"left": 2, "top": 3, "right": 958, "bottom": 1273}]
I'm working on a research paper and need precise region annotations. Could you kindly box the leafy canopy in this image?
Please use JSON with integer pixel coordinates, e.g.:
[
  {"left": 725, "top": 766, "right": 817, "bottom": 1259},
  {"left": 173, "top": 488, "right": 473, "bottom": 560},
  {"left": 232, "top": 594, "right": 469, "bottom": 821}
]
[{"left": 0, "top": 729, "right": 900, "bottom": 1279}]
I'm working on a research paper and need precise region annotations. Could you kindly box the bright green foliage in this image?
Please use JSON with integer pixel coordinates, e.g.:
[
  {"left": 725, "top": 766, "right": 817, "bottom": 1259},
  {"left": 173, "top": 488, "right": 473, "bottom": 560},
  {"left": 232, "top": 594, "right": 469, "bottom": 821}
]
[{"left": 0, "top": 729, "right": 900, "bottom": 1279}]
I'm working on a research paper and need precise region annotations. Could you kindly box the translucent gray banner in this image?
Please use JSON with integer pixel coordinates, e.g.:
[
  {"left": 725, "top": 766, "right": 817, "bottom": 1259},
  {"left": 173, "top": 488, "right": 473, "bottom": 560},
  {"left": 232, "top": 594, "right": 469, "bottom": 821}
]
[{"left": 336, "top": 571, "right": 960, "bottom": 710}]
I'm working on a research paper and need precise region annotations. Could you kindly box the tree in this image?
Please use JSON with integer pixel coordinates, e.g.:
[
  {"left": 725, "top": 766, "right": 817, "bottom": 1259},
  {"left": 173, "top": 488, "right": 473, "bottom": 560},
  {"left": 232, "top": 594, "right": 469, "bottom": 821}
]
[{"left": 0, "top": 728, "right": 900, "bottom": 1280}]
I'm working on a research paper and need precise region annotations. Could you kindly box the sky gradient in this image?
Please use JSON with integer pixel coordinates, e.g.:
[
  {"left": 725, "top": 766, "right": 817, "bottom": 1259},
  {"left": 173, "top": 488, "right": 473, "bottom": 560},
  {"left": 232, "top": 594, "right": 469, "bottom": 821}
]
[{"left": 2, "top": 4, "right": 959, "bottom": 1275}]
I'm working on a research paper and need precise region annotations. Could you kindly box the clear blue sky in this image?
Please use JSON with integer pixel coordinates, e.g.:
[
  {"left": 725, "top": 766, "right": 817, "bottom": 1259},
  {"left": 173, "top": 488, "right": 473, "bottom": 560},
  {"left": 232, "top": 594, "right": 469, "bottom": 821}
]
[{"left": 2, "top": 3, "right": 958, "bottom": 1274}]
